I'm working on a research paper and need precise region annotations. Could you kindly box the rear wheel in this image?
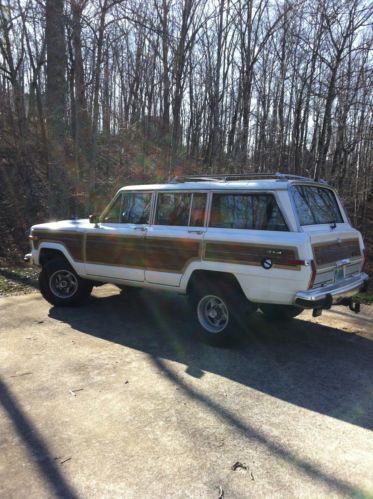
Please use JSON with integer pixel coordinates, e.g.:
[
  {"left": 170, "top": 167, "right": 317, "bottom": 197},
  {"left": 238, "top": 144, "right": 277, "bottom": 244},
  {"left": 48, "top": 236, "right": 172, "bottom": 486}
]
[
  {"left": 39, "top": 257, "right": 93, "bottom": 307},
  {"left": 260, "top": 304, "right": 304, "bottom": 320},
  {"left": 189, "top": 278, "right": 251, "bottom": 346}
]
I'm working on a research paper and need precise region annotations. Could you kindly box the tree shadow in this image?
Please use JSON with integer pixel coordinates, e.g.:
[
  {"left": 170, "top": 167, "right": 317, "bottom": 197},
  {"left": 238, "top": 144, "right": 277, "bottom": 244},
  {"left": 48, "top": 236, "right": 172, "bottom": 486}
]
[
  {"left": 0, "top": 378, "right": 78, "bottom": 498},
  {"left": 151, "top": 356, "right": 362, "bottom": 497},
  {"left": 48, "top": 289, "right": 373, "bottom": 433}
]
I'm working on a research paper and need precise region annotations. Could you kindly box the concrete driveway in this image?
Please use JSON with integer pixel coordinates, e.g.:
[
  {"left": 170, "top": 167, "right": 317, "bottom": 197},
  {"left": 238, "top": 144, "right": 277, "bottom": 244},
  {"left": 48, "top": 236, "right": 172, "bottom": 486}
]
[{"left": 0, "top": 285, "right": 372, "bottom": 498}]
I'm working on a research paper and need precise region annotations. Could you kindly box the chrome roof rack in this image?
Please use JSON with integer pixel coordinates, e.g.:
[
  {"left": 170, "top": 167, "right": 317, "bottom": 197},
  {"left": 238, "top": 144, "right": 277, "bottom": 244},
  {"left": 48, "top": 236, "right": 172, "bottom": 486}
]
[{"left": 171, "top": 172, "right": 321, "bottom": 183}]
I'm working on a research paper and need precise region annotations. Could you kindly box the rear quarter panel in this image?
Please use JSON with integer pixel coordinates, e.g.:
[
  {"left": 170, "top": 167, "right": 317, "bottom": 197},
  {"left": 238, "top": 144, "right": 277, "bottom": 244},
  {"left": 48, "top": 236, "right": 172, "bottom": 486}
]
[{"left": 181, "top": 228, "right": 312, "bottom": 304}]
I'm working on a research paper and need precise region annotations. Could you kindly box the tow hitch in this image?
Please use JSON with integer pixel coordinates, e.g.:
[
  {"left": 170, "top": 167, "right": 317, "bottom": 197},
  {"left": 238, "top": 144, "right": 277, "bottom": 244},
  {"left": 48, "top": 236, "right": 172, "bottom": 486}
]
[
  {"left": 349, "top": 301, "right": 360, "bottom": 314},
  {"left": 311, "top": 297, "right": 361, "bottom": 317},
  {"left": 336, "top": 297, "right": 361, "bottom": 314},
  {"left": 312, "top": 308, "right": 323, "bottom": 318}
]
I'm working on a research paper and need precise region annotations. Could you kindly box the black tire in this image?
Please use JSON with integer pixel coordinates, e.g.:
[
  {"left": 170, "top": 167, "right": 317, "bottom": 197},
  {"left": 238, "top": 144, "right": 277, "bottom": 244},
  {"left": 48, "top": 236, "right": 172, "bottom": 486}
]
[
  {"left": 117, "top": 285, "right": 142, "bottom": 298},
  {"left": 188, "top": 278, "right": 250, "bottom": 347},
  {"left": 260, "top": 304, "right": 304, "bottom": 321},
  {"left": 39, "top": 256, "right": 93, "bottom": 307}
]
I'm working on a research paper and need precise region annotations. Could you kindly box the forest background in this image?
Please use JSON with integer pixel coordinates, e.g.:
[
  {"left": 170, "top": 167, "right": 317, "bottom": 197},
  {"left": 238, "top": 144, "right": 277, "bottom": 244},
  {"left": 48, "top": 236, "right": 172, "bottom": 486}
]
[{"left": 0, "top": 0, "right": 372, "bottom": 276}]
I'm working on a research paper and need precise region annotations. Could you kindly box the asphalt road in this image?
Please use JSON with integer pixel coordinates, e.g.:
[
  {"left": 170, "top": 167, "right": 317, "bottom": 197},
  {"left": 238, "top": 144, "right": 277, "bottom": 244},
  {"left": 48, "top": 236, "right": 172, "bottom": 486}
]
[{"left": 1, "top": 285, "right": 372, "bottom": 498}]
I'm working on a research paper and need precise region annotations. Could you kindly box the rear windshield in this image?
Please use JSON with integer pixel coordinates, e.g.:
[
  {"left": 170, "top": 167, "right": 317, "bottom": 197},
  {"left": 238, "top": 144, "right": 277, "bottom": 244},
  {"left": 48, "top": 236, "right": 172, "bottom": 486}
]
[{"left": 293, "top": 186, "right": 343, "bottom": 225}]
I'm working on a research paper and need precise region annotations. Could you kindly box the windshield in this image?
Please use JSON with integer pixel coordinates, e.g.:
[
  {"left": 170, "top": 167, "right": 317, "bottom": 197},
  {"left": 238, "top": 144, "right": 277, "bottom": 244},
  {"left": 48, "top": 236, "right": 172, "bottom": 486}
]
[{"left": 292, "top": 185, "right": 343, "bottom": 226}]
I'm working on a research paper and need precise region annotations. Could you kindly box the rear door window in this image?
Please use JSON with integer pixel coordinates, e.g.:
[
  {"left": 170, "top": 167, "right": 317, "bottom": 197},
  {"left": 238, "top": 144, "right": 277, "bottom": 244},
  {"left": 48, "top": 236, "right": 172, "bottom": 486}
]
[
  {"left": 155, "top": 193, "right": 192, "bottom": 226},
  {"left": 209, "top": 193, "right": 288, "bottom": 231},
  {"left": 190, "top": 193, "right": 207, "bottom": 227},
  {"left": 155, "top": 192, "right": 208, "bottom": 227}
]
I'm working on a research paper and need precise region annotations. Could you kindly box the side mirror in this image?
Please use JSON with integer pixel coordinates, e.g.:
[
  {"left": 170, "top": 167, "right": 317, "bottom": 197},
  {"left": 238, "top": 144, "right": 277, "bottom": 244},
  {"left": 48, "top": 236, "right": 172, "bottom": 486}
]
[{"left": 89, "top": 214, "right": 99, "bottom": 227}]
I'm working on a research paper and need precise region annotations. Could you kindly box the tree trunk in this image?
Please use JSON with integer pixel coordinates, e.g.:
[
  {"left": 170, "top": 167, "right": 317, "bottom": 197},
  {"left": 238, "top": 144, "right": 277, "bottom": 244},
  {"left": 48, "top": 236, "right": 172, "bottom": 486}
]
[{"left": 46, "top": 0, "right": 68, "bottom": 218}]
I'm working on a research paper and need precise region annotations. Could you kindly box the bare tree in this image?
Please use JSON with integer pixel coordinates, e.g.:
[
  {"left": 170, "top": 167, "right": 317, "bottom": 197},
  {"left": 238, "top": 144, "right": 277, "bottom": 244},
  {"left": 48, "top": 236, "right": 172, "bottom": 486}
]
[
  {"left": 46, "top": 0, "right": 68, "bottom": 217},
  {"left": 0, "top": 0, "right": 372, "bottom": 236}
]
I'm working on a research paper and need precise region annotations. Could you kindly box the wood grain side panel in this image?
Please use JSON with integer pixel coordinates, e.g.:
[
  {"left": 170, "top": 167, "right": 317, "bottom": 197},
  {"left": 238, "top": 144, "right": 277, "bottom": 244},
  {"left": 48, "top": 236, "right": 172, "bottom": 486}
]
[
  {"left": 33, "top": 230, "right": 301, "bottom": 272},
  {"left": 32, "top": 231, "right": 83, "bottom": 261},
  {"left": 86, "top": 234, "right": 146, "bottom": 267},
  {"left": 204, "top": 241, "right": 299, "bottom": 269},
  {"left": 145, "top": 238, "right": 201, "bottom": 272},
  {"left": 313, "top": 239, "right": 361, "bottom": 267}
]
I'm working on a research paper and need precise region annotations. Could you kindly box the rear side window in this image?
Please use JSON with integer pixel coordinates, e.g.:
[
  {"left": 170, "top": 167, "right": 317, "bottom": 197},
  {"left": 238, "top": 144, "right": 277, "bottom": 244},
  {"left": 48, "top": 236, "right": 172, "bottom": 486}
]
[
  {"left": 293, "top": 186, "right": 343, "bottom": 225},
  {"left": 209, "top": 193, "right": 288, "bottom": 231}
]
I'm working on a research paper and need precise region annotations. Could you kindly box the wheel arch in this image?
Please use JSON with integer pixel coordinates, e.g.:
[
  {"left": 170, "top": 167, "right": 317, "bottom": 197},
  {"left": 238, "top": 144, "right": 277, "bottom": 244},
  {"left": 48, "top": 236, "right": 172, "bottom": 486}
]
[
  {"left": 186, "top": 269, "right": 245, "bottom": 297},
  {"left": 39, "top": 243, "right": 78, "bottom": 270}
]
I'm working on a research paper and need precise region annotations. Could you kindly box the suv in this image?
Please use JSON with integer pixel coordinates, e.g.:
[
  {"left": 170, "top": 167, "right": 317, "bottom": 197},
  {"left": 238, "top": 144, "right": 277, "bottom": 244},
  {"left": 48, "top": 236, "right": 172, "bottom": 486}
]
[{"left": 25, "top": 173, "right": 368, "bottom": 345}]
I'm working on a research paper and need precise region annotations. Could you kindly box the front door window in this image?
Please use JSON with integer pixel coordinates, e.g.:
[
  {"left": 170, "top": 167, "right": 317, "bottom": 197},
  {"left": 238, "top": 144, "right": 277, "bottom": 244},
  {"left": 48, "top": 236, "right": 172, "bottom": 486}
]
[
  {"left": 121, "top": 192, "right": 152, "bottom": 224},
  {"left": 103, "top": 194, "right": 123, "bottom": 223}
]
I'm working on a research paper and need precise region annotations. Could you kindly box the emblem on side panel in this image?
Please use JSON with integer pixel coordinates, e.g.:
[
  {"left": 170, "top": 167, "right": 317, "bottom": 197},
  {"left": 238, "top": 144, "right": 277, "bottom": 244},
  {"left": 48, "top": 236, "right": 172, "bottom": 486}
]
[{"left": 261, "top": 257, "right": 273, "bottom": 270}]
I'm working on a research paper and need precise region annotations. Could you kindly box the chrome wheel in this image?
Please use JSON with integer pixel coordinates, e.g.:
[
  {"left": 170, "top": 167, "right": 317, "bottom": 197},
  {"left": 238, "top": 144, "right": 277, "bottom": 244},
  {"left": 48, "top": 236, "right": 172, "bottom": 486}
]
[
  {"left": 197, "top": 294, "right": 229, "bottom": 333},
  {"left": 49, "top": 270, "right": 78, "bottom": 299}
]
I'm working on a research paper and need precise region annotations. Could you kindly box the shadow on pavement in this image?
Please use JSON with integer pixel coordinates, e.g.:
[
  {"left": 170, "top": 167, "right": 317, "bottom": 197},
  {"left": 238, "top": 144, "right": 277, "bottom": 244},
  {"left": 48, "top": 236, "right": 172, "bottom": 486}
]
[
  {"left": 49, "top": 288, "right": 373, "bottom": 433},
  {"left": 0, "top": 378, "right": 78, "bottom": 499},
  {"left": 152, "top": 356, "right": 361, "bottom": 497},
  {"left": 45, "top": 288, "right": 373, "bottom": 496}
]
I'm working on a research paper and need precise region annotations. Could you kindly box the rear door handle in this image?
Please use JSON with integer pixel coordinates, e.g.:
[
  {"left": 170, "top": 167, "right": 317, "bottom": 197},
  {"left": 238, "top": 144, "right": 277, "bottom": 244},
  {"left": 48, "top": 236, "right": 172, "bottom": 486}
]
[
  {"left": 134, "top": 226, "right": 147, "bottom": 232},
  {"left": 188, "top": 230, "right": 204, "bottom": 235}
]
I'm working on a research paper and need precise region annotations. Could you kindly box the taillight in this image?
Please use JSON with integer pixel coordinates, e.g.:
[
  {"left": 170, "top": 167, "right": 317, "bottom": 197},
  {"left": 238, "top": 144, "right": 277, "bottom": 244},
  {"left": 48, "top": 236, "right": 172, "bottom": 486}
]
[
  {"left": 29, "top": 235, "right": 38, "bottom": 241},
  {"left": 308, "top": 260, "right": 317, "bottom": 289},
  {"left": 362, "top": 249, "right": 367, "bottom": 272},
  {"left": 287, "top": 259, "right": 306, "bottom": 266}
]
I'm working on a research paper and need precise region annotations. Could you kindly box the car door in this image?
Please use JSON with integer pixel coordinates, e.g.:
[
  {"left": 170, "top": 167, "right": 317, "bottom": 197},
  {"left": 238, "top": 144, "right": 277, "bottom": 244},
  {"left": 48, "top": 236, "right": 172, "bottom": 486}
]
[
  {"left": 204, "top": 191, "right": 303, "bottom": 304},
  {"left": 85, "top": 191, "right": 153, "bottom": 282},
  {"left": 145, "top": 191, "right": 207, "bottom": 286}
]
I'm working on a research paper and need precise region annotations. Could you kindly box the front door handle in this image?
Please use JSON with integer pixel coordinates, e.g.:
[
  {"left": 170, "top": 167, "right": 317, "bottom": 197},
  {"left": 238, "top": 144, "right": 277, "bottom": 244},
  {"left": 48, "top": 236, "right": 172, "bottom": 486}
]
[
  {"left": 188, "top": 230, "right": 204, "bottom": 235},
  {"left": 134, "top": 226, "right": 147, "bottom": 231}
]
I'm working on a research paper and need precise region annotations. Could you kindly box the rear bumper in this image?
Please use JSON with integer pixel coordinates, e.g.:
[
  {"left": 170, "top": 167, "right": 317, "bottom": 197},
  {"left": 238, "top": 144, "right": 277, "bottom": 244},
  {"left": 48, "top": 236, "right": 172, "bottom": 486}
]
[{"left": 294, "top": 273, "right": 369, "bottom": 309}]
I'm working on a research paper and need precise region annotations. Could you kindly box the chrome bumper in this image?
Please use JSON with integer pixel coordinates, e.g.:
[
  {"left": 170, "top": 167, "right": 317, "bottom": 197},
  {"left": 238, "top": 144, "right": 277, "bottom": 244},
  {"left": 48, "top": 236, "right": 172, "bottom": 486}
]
[
  {"left": 24, "top": 253, "right": 32, "bottom": 263},
  {"left": 294, "top": 273, "right": 369, "bottom": 309}
]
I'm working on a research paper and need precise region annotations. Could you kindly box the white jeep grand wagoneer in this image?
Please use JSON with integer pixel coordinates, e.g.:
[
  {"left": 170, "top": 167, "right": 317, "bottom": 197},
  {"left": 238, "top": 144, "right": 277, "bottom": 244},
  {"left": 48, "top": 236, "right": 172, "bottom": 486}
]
[{"left": 26, "top": 173, "right": 368, "bottom": 345}]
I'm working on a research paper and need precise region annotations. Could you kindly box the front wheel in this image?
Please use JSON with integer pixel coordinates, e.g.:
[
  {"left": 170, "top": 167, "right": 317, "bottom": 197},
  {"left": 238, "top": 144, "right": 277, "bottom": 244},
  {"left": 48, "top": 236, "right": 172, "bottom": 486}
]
[
  {"left": 189, "top": 280, "right": 249, "bottom": 346},
  {"left": 39, "top": 257, "right": 93, "bottom": 307}
]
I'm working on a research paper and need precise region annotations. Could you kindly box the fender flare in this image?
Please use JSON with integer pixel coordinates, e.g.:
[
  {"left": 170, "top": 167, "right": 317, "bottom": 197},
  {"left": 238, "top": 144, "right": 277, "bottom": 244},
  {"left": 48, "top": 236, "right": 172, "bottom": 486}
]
[
  {"left": 180, "top": 261, "right": 250, "bottom": 299},
  {"left": 38, "top": 242, "right": 81, "bottom": 273}
]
